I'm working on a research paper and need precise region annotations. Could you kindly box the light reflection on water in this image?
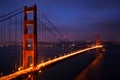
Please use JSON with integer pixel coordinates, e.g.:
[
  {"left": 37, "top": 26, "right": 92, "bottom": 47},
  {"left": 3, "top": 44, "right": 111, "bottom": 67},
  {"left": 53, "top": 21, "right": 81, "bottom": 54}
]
[{"left": 74, "top": 53, "right": 103, "bottom": 80}]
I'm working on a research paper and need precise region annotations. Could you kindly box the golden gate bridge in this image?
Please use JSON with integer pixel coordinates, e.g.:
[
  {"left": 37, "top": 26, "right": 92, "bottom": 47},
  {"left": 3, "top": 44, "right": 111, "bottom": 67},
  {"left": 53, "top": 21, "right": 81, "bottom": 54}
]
[{"left": 0, "top": 5, "right": 103, "bottom": 80}]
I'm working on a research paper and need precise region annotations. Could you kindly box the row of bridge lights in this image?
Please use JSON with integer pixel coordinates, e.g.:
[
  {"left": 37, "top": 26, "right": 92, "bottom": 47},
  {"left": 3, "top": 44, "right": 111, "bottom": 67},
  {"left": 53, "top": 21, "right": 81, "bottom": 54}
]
[
  {"left": 39, "top": 54, "right": 66, "bottom": 63},
  {"left": 17, "top": 52, "right": 69, "bottom": 72},
  {"left": 0, "top": 46, "right": 102, "bottom": 79},
  {"left": 1, "top": 45, "right": 94, "bottom": 77},
  {"left": 2, "top": 52, "right": 69, "bottom": 76},
  {"left": 17, "top": 46, "right": 98, "bottom": 76},
  {"left": 36, "top": 53, "right": 69, "bottom": 74}
]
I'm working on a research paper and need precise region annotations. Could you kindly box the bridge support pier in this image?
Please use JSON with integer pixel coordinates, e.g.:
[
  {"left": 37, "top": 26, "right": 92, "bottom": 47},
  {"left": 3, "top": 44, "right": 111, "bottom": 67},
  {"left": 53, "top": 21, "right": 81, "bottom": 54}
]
[{"left": 27, "top": 72, "right": 37, "bottom": 80}]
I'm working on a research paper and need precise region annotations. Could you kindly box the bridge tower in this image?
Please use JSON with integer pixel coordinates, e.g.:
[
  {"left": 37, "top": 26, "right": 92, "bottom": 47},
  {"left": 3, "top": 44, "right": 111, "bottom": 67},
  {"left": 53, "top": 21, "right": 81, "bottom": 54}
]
[
  {"left": 96, "top": 34, "right": 101, "bottom": 55},
  {"left": 22, "top": 5, "right": 37, "bottom": 69},
  {"left": 96, "top": 34, "right": 100, "bottom": 46}
]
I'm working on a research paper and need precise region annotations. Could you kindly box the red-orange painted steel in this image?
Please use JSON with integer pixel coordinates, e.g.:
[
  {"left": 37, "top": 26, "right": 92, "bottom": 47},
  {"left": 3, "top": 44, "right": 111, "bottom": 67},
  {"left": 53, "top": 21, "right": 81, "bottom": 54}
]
[
  {"left": 22, "top": 5, "right": 37, "bottom": 69},
  {"left": 96, "top": 34, "right": 100, "bottom": 46},
  {"left": 96, "top": 34, "right": 101, "bottom": 54}
]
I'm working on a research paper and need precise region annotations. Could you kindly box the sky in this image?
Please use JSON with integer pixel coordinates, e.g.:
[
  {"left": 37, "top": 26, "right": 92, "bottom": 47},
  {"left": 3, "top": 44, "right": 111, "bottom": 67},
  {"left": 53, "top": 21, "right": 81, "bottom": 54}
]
[{"left": 0, "top": 0, "right": 120, "bottom": 41}]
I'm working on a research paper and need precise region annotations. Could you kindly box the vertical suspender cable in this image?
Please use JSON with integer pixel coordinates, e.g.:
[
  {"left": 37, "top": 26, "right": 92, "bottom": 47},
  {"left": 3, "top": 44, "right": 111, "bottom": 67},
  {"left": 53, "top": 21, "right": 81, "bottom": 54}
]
[
  {"left": 38, "top": 20, "right": 40, "bottom": 43},
  {"left": 3, "top": 22, "right": 5, "bottom": 54},
  {"left": 43, "top": 25, "right": 44, "bottom": 44},
  {"left": 9, "top": 18, "right": 11, "bottom": 45},
  {"left": 15, "top": 15, "right": 18, "bottom": 71},
  {"left": 0, "top": 22, "right": 1, "bottom": 55},
  {"left": 39, "top": 21, "right": 41, "bottom": 44},
  {"left": 45, "top": 23, "right": 47, "bottom": 43},
  {"left": 8, "top": 18, "right": 11, "bottom": 71},
  {"left": 42, "top": 22, "right": 43, "bottom": 46},
  {"left": 20, "top": 13, "right": 22, "bottom": 67},
  {"left": 1, "top": 22, "right": 2, "bottom": 56}
]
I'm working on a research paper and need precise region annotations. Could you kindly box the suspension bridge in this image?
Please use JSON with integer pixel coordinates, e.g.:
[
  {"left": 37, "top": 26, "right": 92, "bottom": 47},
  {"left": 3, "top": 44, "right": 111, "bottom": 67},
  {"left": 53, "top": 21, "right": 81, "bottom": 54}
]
[{"left": 0, "top": 5, "right": 103, "bottom": 80}]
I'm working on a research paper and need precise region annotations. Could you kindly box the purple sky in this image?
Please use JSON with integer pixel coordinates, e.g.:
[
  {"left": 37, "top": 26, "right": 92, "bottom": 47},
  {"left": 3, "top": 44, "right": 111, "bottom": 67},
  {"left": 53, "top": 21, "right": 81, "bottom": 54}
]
[{"left": 0, "top": 0, "right": 120, "bottom": 41}]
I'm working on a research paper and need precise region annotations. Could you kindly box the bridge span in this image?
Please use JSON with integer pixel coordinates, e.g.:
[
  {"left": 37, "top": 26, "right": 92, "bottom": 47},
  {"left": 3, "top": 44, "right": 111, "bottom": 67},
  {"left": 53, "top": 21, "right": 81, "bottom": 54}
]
[{"left": 0, "top": 45, "right": 103, "bottom": 80}]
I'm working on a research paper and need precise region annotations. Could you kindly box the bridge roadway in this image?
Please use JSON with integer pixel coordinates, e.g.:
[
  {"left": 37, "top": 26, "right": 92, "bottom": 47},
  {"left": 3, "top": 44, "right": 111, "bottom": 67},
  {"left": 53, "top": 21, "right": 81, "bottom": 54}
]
[{"left": 0, "top": 45, "right": 103, "bottom": 80}]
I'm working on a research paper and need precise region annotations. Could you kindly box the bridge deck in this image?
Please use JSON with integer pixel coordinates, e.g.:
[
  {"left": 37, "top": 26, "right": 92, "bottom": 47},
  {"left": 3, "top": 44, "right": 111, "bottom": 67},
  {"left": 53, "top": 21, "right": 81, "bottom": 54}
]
[{"left": 0, "top": 45, "right": 103, "bottom": 80}]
